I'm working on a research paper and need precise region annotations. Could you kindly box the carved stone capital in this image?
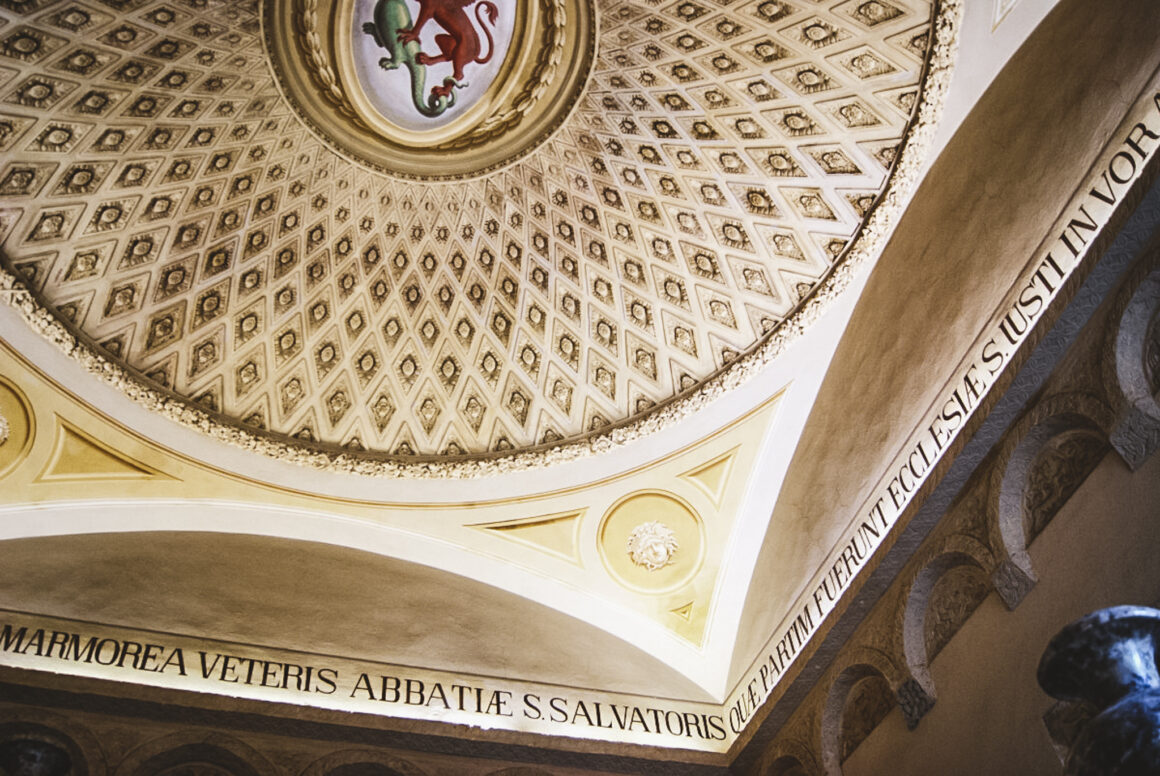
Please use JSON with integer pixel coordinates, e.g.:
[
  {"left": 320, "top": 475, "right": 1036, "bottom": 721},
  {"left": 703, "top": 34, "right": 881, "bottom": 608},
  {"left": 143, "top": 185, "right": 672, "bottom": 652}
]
[
  {"left": 991, "top": 553, "right": 1037, "bottom": 610},
  {"left": 896, "top": 678, "right": 936, "bottom": 730},
  {"left": 1110, "top": 410, "right": 1160, "bottom": 471}
]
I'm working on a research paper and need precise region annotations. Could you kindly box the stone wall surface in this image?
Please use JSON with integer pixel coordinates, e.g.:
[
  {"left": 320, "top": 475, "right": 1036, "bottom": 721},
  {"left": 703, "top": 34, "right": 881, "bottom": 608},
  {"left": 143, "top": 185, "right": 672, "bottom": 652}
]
[{"left": 842, "top": 450, "right": 1160, "bottom": 776}]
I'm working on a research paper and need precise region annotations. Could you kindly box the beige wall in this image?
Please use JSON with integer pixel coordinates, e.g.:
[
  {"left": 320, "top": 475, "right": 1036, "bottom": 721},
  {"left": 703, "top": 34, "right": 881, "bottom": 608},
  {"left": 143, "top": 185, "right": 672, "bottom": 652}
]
[{"left": 844, "top": 449, "right": 1160, "bottom": 776}]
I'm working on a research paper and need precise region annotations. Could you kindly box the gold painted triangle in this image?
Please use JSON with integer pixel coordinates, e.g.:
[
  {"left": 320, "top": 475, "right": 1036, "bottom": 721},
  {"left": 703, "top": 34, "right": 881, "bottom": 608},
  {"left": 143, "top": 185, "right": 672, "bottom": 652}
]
[
  {"left": 472, "top": 510, "right": 584, "bottom": 564},
  {"left": 37, "top": 419, "right": 169, "bottom": 482},
  {"left": 664, "top": 600, "right": 707, "bottom": 646},
  {"left": 679, "top": 448, "right": 737, "bottom": 508}
]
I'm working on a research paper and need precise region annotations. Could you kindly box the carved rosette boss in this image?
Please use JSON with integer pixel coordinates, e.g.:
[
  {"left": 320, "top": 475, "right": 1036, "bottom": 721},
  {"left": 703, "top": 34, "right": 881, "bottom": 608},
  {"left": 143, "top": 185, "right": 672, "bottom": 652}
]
[
  {"left": 1038, "top": 606, "right": 1160, "bottom": 775},
  {"left": 626, "top": 521, "right": 679, "bottom": 571}
]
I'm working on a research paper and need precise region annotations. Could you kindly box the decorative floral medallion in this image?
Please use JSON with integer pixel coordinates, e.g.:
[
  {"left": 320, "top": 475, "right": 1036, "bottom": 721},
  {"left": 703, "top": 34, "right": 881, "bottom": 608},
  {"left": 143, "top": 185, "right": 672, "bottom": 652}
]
[
  {"left": 626, "top": 521, "right": 679, "bottom": 571},
  {"left": 0, "top": 411, "right": 8, "bottom": 448},
  {"left": 265, "top": 0, "right": 594, "bottom": 178}
]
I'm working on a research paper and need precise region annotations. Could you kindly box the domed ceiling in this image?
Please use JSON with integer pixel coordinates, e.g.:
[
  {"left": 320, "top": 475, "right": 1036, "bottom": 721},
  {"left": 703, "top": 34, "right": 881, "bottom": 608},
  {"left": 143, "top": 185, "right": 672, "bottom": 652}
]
[{"left": 0, "top": 0, "right": 934, "bottom": 462}]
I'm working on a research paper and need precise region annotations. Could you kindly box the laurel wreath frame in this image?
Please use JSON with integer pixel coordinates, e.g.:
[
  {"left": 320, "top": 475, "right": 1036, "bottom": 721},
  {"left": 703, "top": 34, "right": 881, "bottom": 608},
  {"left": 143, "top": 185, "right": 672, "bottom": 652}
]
[{"left": 298, "top": 0, "right": 369, "bottom": 130}]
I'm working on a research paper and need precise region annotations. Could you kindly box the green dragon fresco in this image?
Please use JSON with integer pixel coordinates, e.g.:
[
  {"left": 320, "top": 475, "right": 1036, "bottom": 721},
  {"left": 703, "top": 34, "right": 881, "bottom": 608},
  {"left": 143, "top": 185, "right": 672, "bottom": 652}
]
[{"left": 363, "top": 0, "right": 498, "bottom": 118}]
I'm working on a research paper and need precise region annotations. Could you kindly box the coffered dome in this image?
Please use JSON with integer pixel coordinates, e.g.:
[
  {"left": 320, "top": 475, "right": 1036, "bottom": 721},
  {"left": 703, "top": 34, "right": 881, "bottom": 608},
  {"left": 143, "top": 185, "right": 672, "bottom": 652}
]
[{"left": 0, "top": 0, "right": 936, "bottom": 463}]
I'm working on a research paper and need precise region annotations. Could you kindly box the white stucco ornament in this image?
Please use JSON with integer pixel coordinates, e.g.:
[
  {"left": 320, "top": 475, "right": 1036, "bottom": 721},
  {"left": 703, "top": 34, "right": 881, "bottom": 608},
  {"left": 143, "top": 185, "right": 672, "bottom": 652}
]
[
  {"left": 0, "top": 410, "right": 8, "bottom": 447},
  {"left": 626, "top": 521, "right": 679, "bottom": 571}
]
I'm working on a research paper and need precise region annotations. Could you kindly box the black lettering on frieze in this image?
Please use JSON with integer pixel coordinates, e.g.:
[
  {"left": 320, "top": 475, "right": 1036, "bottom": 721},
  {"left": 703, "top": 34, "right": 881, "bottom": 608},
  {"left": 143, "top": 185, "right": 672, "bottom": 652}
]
[
  {"left": 1090, "top": 170, "right": 1119, "bottom": 206},
  {"left": 1125, "top": 121, "right": 1159, "bottom": 160},
  {"left": 94, "top": 638, "right": 120, "bottom": 666},
  {"left": 22, "top": 629, "right": 46, "bottom": 656},
  {"left": 570, "top": 699, "right": 594, "bottom": 726},
  {"left": 260, "top": 660, "right": 281, "bottom": 688},
  {"left": 1, "top": 624, "right": 732, "bottom": 743},
  {"left": 1091, "top": 114, "right": 1157, "bottom": 206},
  {"left": 979, "top": 338, "right": 1005, "bottom": 378},
  {"left": 199, "top": 650, "right": 222, "bottom": 679},
  {"left": 140, "top": 643, "right": 162, "bottom": 672},
  {"left": 758, "top": 659, "right": 774, "bottom": 693},
  {"left": 315, "top": 667, "right": 338, "bottom": 694},
  {"left": 0, "top": 625, "right": 27, "bottom": 653},
  {"left": 346, "top": 675, "right": 517, "bottom": 718},
  {"left": 159, "top": 648, "right": 187, "bottom": 676},
  {"left": 1109, "top": 150, "right": 1138, "bottom": 185},
  {"left": 238, "top": 656, "right": 258, "bottom": 685},
  {"left": 683, "top": 712, "right": 703, "bottom": 739},
  {"left": 0, "top": 624, "right": 186, "bottom": 676},
  {"left": 591, "top": 701, "right": 614, "bottom": 729},
  {"left": 1017, "top": 277, "right": 1046, "bottom": 320},
  {"left": 1060, "top": 204, "right": 1099, "bottom": 257},
  {"left": 729, "top": 702, "right": 745, "bottom": 734},
  {"left": 487, "top": 689, "right": 513, "bottom": 716},
  {"left": 350, "top": 672, "right": 375, "bottom": 699},
  {"left": 453, "top": 683, "right": 472, "bottom": 711},
  {"left": 193, "top": 651, "right": 332, "bottom": 693},
  {"left": 116, "top": 640, "right": 143, "bottom": 669},
  {"left": 962, "top": 365, "right": 987, "bottom": 404},
  {"left": 217, "top": 653, "right": 239, "bottom": 682},
  {"left": 426, "top": 681, "right": 450, "bottom": 709},
  {"left": 64, "top": 633, "right": 98, "bottom": 663},
  {"left": 527, "top": 695, "right": 723, "bottom": 741},
  {"left": 46, "top": 631, "right": 69, "bottom": 657},
  {"left": 283, "top": 661, "right": 304, "bottom": 690},
  {"left": 522, "top": 693, "right": 542, "bottom": 719}
]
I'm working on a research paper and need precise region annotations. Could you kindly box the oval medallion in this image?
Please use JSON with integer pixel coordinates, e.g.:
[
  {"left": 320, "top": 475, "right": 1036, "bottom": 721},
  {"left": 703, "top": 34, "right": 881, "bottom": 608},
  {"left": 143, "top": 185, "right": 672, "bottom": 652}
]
[{"left": 266, "top": 0, "right": 594, "bottom": 178}]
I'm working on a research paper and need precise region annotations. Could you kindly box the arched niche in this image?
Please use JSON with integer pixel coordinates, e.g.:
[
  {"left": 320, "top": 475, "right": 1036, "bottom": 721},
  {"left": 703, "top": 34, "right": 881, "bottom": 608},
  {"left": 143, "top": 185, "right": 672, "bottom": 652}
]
[
  {"left": 326, "top": 765, "right": 420, "bottom": 776},
  {"left": 0, "top": 740, "right": 73, "bottom": 776},
  {"left": 115, "top": 734, "right": 275, "bottom": 776},
  {"left": 0, "top": 729, "right": 80, "bottom": 776},
  {"left": 0, "top": 714, "right": 102, "bottom": 776},
  {"left": 132, "top": 746, "right": 260, "bottom": 776},
  {"left": 987, "top": 394, "right": 1114, "bottom": 608},
  {"left": 820, "top": 663, "right": 897, "bottom": 775},
  {"left": 1020, "top": 427, "right": 1109, "bottom": 544},
  {"left": 1105, "top": 264, "right": 1160, "bottom": 468},
  {"left": 997, "top": 408, "right": 1111, "bottom": 561},
  {"left": 764, "top": 754, "right": 810, "bottom": 776},
  {"left": 901, "top": 546, "right": 991, "bottom": 697},
  {"left": 299, "top": 750, "right": 427, "bottom": 776}
]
